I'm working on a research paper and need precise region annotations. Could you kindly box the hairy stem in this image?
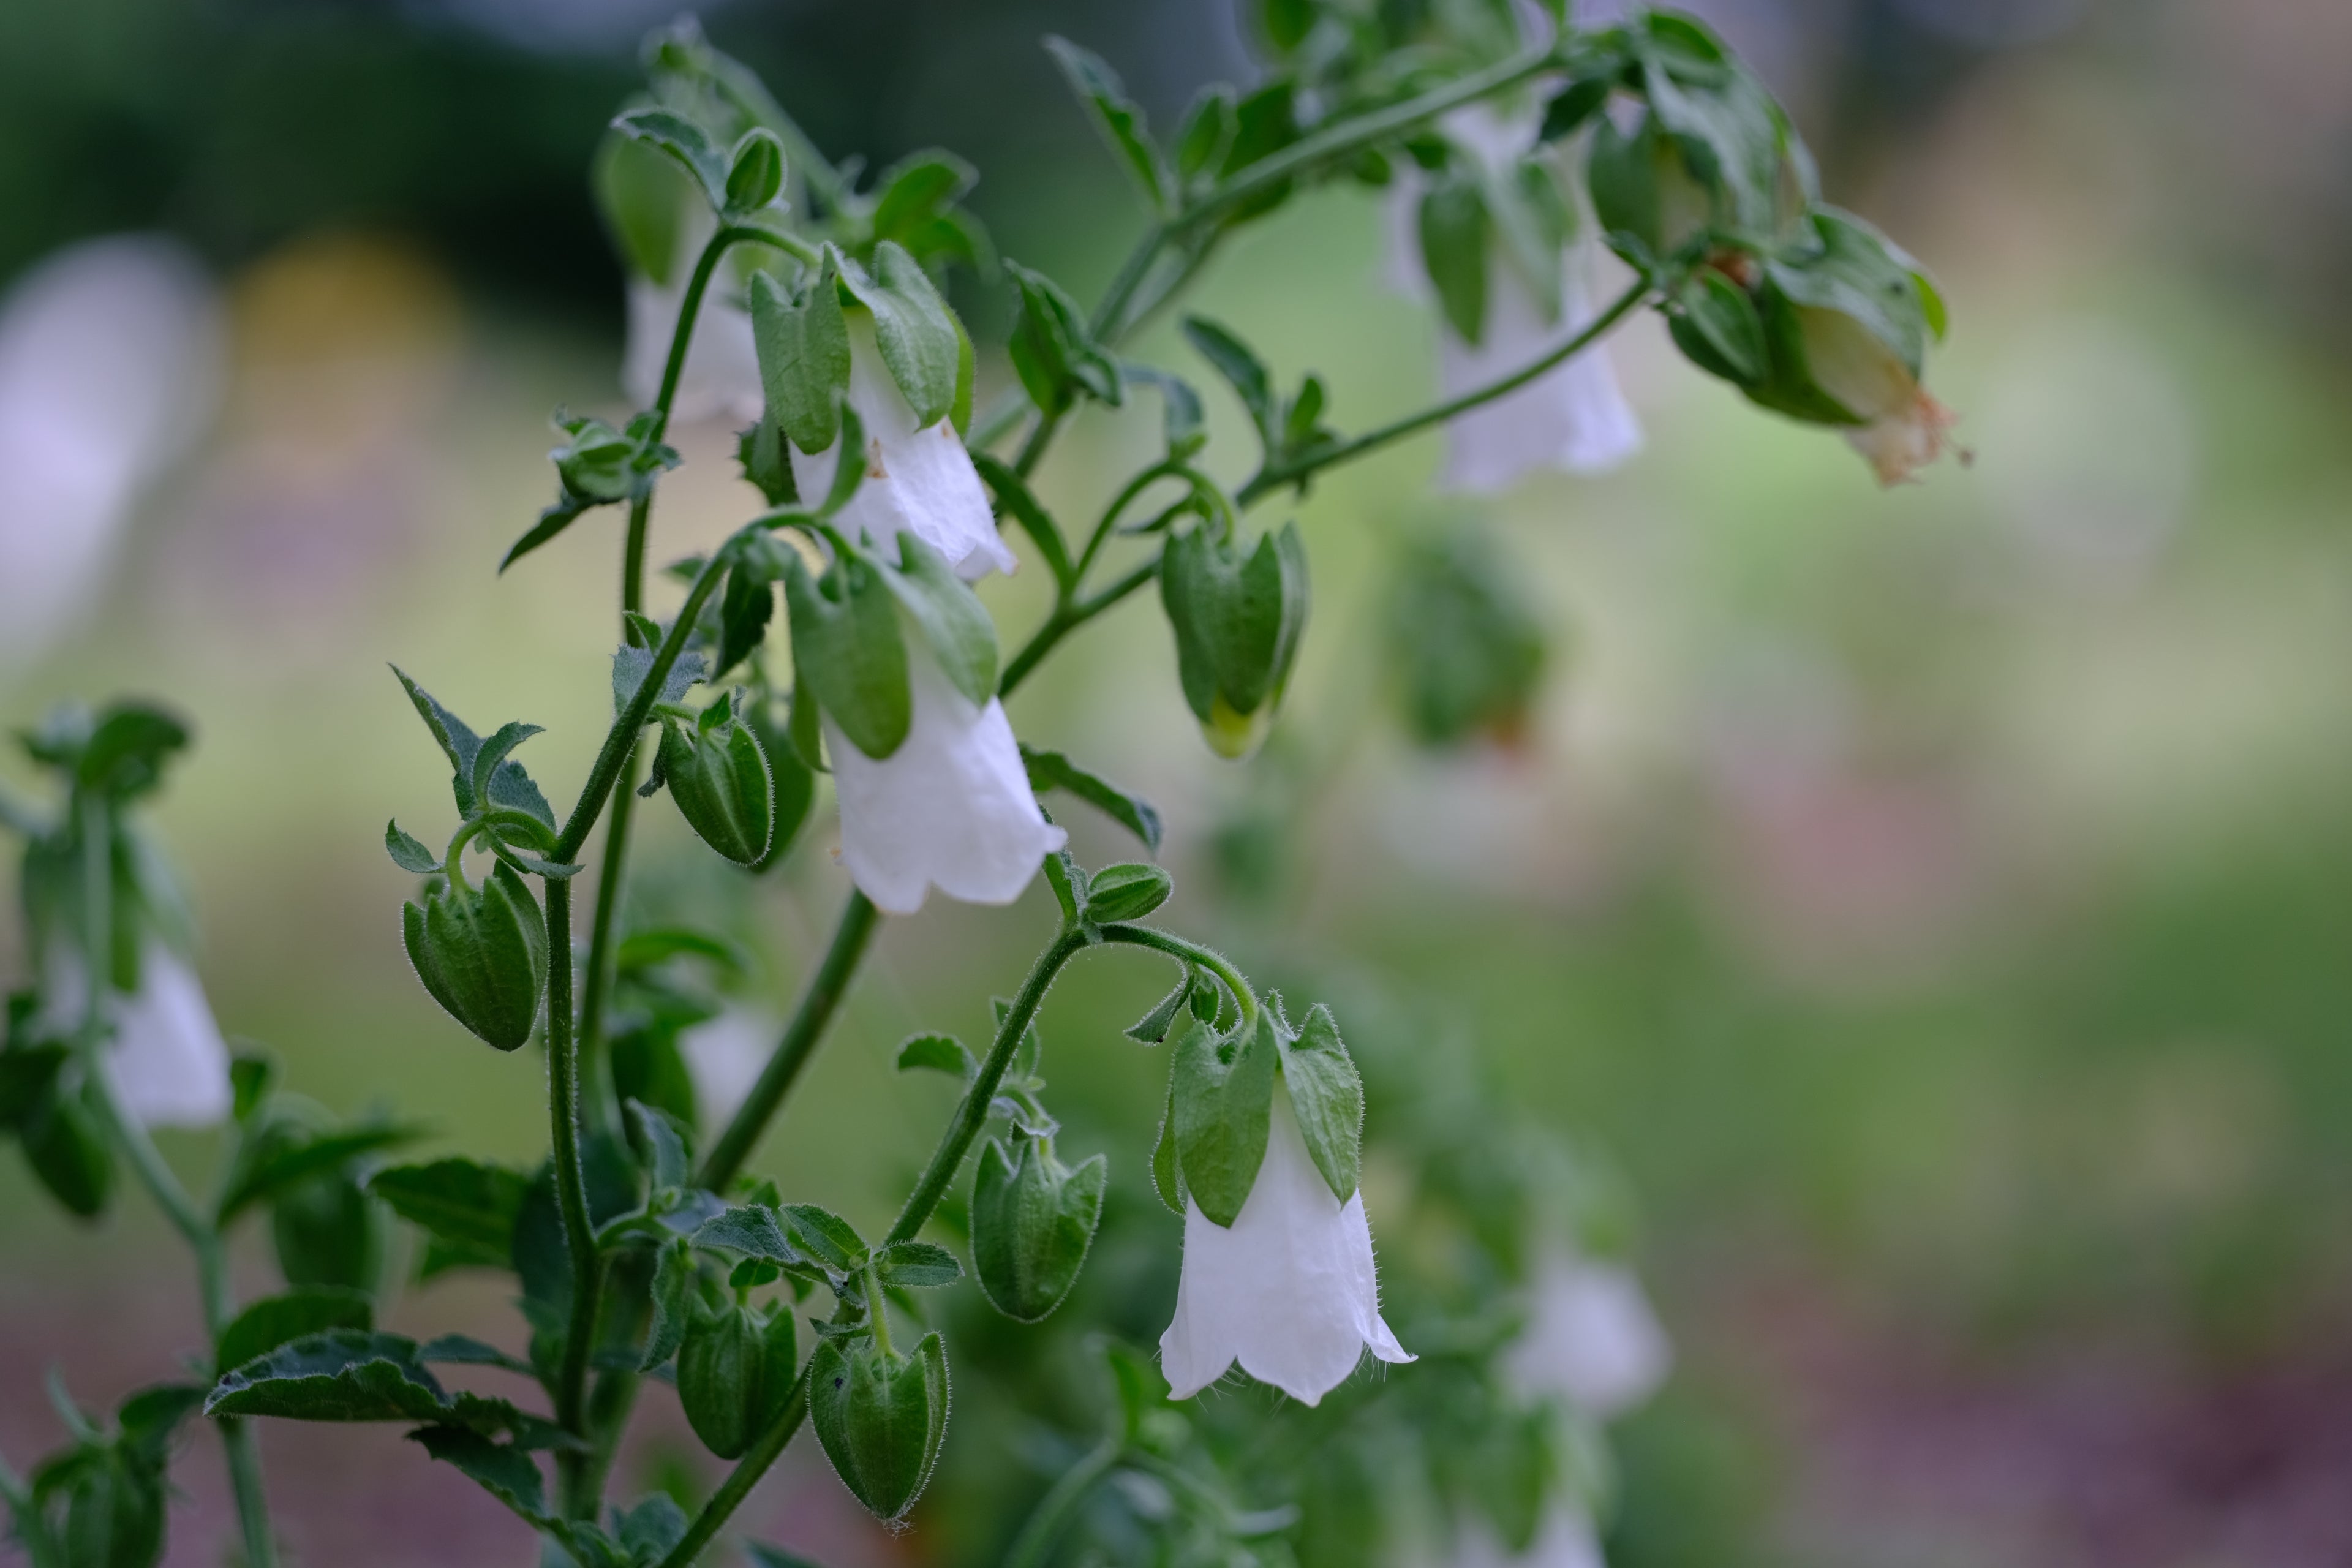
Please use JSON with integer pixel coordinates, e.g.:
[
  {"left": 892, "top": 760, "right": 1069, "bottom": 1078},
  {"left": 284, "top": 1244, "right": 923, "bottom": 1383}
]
[
  {"left": 651, "top": 1376, "right": 809, "bottom": 1568},
  {"left": 1004, "top": 1437, "right": 1122, "bottom": 1568},
  {"left": 696, "top": 888, "right": 883, "bottom": 1191},
  {"left": 1237, "top": 279, "right": 1648, "bottom": 506},
  {"left": 543, "top": 876, "right": 603, "bottom": 1488},
  {"left": 886, "top": 927, "right": 1089, "bottom": 1247},
  {"left": 997, "top": 559, "right": 1161, "bottom": 699},
  {"left": 1097, "top": 924, "right": 1259, "bottom": 1028}
]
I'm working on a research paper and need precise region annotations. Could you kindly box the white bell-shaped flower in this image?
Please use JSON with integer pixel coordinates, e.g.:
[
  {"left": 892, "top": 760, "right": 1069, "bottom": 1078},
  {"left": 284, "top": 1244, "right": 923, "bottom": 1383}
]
[
  {"left": 1159, "top": 1088, "right": 1413, "bottom": 1405},
  {"left": 44, "top": 941, "right": 234, "bottom": 1130},
  {"left": 1385, "top": 107, "right": 1641, "bottom": 492},
  {"left": 823, "top": 635, "right": 1063, "bottom": 915},
  {"left": 620, "top": 210, "right": 763, "bottom": 425},
  {"left": 790, "top": 314, "right": 1015, "bottom": 583},
  {"left": 1504, "top": 1248, "right": 1672, "bottom": 1420},
  {"left": 1447, "top": 1499, "right": 1607, "bottom": 1568},
  {"left": 676, "top": 1003, "right": 777, "bottom": 1126}
]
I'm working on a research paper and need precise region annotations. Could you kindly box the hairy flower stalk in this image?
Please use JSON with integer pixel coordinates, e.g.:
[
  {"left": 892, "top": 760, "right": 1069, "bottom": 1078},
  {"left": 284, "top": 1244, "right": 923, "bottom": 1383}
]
[
  {"left": 791, "top": 314, "right": 1016, "bottom": 582},
  {"left": 1160, "top": 1089, "right": 1412, "bottom": 1405},
  {"left": 826, "top": 637, "right": 1065, "bottom": 914}
]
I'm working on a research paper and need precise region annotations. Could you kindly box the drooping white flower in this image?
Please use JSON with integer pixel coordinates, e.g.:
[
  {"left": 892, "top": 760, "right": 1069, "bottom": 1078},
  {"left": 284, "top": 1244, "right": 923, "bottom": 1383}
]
[
  {"left": 676, "top": 1003, "right": 777, "bottom": 1126},
  {"left": 0, "top": 235, "right": 222, "bottom": 669},
  {"left": 620, "top": 209, "right": 763, "bottom": 425},
  {"left": 790, "top": 314, "right": 1015, "bottom": 583},
  {"left": 1503, "top": 1248, "right": 1672, "bottom": 1420},
  {"left": 43, "top": 941, "right": 234, "bottom": 1130},
  {"left": 823, "top": 636, "right": 1063, "bottom": 915},
  {"left": 1447, "top": 1499, "right": 1607, "bottom": 1568},
  {"left": 1160, "top": 1089, "right": 1414, "bottom": 1405},
  {"left": 1385, "top": 108, "right": 1641, "bottom": 492}
]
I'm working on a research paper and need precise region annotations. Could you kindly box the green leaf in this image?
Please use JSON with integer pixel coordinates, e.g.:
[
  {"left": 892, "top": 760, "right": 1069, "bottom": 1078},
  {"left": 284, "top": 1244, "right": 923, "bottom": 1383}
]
[
  {"left": 1174, "top": 85, "right": 1237, "bottom": 183},
  {"left": 1082, "top": 862, "right": 1173, "bottom": 924},
  {"left": 725, "top": 127, "right": 786, "bottom": 213},
  {"left": 115, "top": 1383, "right": 207, "bottom": 1465},
  {"left": 1420, "top": 173, "right": 1491, "bottom": 344},
  {"left": 626, "top": 1099, "right": 690, "bottom": 1191},
  {"left": 837, "top": 243, "right": 962, "bottom": 428},
  {"left": 971, "top": 453, "right": 1074, "bottom": 589},
  {"left": 366, "top": 1158, "right": 529, "bottom": 1271},
  {"left": 894, "top": 1033, "right": 974, "bottom": 1079},
  {"left": 1121, "top": 363, "right": 1207, "bottom": 459},
  {"left": 391, "top": 666, "right": 484, "bottom": 814},
  {"left": 641, "top": 1237, "right": 696, "bottom": 1371},
  {"left": 205, "top": 1330, "right": 450, "bottom": 1423},
  {"left": 782, "top": 552, "right": 910, "bottom": 761},
  {"left": 1278, "top": 1004, "right": 1363, "bottom": 1204},
  {"left": 871, "top": 1240, "right": 963, "bottom": 1289},
  {"left": 385, "top": 820, "right": 442, "bottom": 875},
  {"left": 470, "top": 723, "right": 544, "bottom": 822},
  {"left": 21, "top": 1084, "right": 115, "bottom": 1219},
  {"left": 870, "top": 150, "right": 976, "bottom": 245},
  {"left": 218, "top": 1121, "right": 424, "bottom": 1223},
  {"left": 411, "top": 1425, "right": 549, "bottom": 1523},
  {"left": 1006, "top": 260, "right": 1121, "bottom": 416},
  {"left": 816, "top": 401, "right": 869, "bottom": 517},
  {"left": 878, "top": 533, "right": 998, "bottom": 706},
  {"left": 75, "top": 703, "right": 189, "bottom": 800},
  {"left": 1539, "top": 76, "right": 1614, "bottom": 143},
  {"left": 1044, "top": 37, "right": 1171, "bottom": 213},
  {"left": 611, "top": 640, "right": 707, "bottom": 719},
  {"left": 750, "top": 262, "right": 850, "bottom": 455},
  {"left": 611, "top": 106, "right": 731, "bottom": 213},
  {"left": 0, "top": 1041, "right": 69, "bottom": 1130},
  {"left": 782, "top": 1204, "right": 868, "bottom": 1273},
  {"left": 1170, "top": 1011, "right": 1276, "bottom": 1227},
  {"left": 693, "top": 1205, "right": 801, "bottom": 1264},
  {"left": 737, "top": 417, "right": 797, "bottom": 507},
  {"left": 216, "top": 1287, "right": 374, "bottom": 1376},
  {"left": 1180, "top": 317, "right": 1276, "bottom": 450}
]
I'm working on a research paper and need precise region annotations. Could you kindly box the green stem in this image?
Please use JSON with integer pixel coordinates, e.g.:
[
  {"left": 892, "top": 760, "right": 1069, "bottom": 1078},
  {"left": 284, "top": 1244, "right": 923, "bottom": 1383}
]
[
  {"left": 1096, "top": 924, "right": 1259, "bottom": 1028},
  {"left": 1003, "top": 1438, "right": 1122, "bottom": 1568},
  {"left": 72, "top": 796, "right": 276, "bottom": 1568},
  {"left": 651, "top": 1376, "right": 809, "bottom": 1568},
  {"left": 1237, "top": 278, "right": 1648, "bottom": 506},
  {"left": 885, "top": 927, "right": 1089, "bottom": 1248},
  {"left": 543, "top": 876, "right": 603, "bottom": 1482},
  {"left": 695, "top": 889, "right": 883, "bottom": 1191},
  {"left": 862, "top": 1266, "right": 895, "bottom": 1358},
  {"left": 998, "top": 559, "right": 1161, "bottom": 699}
]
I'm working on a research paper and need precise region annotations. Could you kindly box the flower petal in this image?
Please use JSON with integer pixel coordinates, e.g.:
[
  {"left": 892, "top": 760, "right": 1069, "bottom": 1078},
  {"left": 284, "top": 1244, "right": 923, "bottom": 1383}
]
[
  {"left": 102, "top": 944, "right": 234, "bottom": 1130},
  {"left": 826, "top": 641, "right": 1063, "bottom": 914},
  {"left": 1436, "top": 248, "right": 1641, "bottom": 492},
  {"left": 677, "top": 1004, "right": 778, "bottom": 1126},
  {"left": 1504, "top": 1250, "right": 1672, "bottom": 1419}
]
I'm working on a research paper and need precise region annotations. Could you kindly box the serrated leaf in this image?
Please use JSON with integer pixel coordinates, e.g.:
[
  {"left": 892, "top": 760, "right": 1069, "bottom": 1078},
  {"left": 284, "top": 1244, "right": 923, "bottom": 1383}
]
[
  {"left": 612, "top": 641, "right": 707, "bottom": 718},
  {"left": 1020, "top": 745, "right": 1162, "bottom": 851},
  {"left": 411, "top": 1425, "right": 549, "bottom": 1523},
  {"left": 206, "top": 1330, "right": 450, "bottom": 1422},
  {"left": 215, "top": 1288, "right": 374, "bottom": 1377},
  {"left": 693, "top": 1204, "right": 801, "bottom": 1264},
  {"left": 895, "top": 1033, "right": 974, "bottom": 1079},
  {"left": 366, "top": 1158, "right": 529, "bottom": 1272},
  {"left": 641, "top": 1237, "right": 696, "bottom": 1370},
  {"left": 781, "top": 1204, "right": 867, "bottom": 1273}
]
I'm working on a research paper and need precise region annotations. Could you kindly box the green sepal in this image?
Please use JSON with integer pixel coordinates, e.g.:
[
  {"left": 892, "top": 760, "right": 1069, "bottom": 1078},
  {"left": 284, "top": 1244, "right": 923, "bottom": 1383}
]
[
  {"left": 750, "top": 260, "right": 850, "bottom": 455},
  {"left": 1278, "top": 1003, "right": 1363, "bottom": 1204},
  {"left": 878, "top": 532, "right": 998, "bottom": 706},
  {"left": 401, "top": 862, "right": 549, "bottom": 1051},
  {"left": 1006, "top": 260, "right": 1122, "bottom": 416},
  {"left": 1668, "top": 268, "right": 1768, "bottom": 386},
  {"left": 724, "top": 127, "right": 786, "bottom": 214},
  {"left": 837, "top": 242, "right": 962, "bottom": 429},
  {"left": 782, "top": 551, "right": 911, "bottom": 761},
  {"left": 970, "top": 1134, "right": 1106, "bottom": 1322},
  {"left": 1124, "top": 969, "right": 1194, "bottom": 1045},
  {"left": 1174, "top": 85, "right": 1238, "bottom": 184},
  {"left": 806, "top": 1330, "right": 950, "bottom": 1522},
  {"left": 641, "top": 1236, "right": 696, "bottom": 1371},
  {"left": 1170, "top": 1011, "right": 1276, "bottom": 1227}
]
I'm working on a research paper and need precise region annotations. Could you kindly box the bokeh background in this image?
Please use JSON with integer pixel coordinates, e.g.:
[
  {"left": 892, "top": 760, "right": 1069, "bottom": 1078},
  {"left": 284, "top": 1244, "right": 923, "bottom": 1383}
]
[{"left": 6, "top": 0, "right": 2352, "bottom": 1564}]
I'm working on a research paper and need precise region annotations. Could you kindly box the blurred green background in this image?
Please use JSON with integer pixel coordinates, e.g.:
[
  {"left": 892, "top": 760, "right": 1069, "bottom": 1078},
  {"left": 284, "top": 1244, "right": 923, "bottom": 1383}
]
[{"left": 6, "top": 0, "right": 2352, "bottom": 1564}]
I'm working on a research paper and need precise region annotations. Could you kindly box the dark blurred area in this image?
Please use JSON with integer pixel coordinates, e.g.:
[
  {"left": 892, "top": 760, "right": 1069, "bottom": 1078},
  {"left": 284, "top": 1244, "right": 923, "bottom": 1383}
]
[{"left": 6, "top": 1, "right": 2352, "bottom": 1566}]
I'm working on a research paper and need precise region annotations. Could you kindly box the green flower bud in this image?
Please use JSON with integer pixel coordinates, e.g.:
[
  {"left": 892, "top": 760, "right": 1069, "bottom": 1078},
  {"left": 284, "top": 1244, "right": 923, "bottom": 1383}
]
[
  {"left": 1385, "top": 529, "right": 1548, "bottom": 750},
  {"left": 1081, "top": 862, "right": 1174, "bottom": 924},
  {"left": 1160, "top": 521, "right": 1309, "bottom": 761},
  {"left": 271, "top": 1171, "right": 387, "bottom": 1295},
  {"left": 971, "top": 1133, "right": 1107, "bottom": 1323},
  {"left": 725, "top": 127, "right": 786, "bottom": 213},
  {"left": 676, "top": 1300, "right": 797, "bottom": 1460},
  {"left": 657, "top": 710, "right": 775, "bottom": 866},
  {"left": 807, "top": 1330, "right": 949, "bottom": 1522},
  {"left": 401, "top": 862, "right": 548, "bottom": 1052},
  {"left": 62, "top": 1451, "right": 165, "bottom": 1568}
]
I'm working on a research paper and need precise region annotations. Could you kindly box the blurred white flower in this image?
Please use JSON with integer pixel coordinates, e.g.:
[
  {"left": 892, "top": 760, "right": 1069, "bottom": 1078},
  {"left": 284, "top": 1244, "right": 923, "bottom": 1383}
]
[
  {"left": 1386, "top": 108, "right": 1641, "bottom": 492},
  {"left": 1449, "top": 1501, "right": 1607, "bottom": 1568},
  {"left": 44, "top": 942, "right": 234, "bottom": 1131},
  {"left": 824, "top": 638, "right": 1063, "bottom": 914},
  {"left": 1504, "top": 1249, "right": 1672, "bottom": 1420},
  {"left": 1160, "top": 1092, "right": 1414, "bottom": 1405},
  {"left": 620, "top": 209, "right": 763, "bottom": 424},
  {"left": 676, "top": 1003, "right": 777, "bottom": 1126},
  {"left": 0, "top": 236, "right": 223, "bottom": 670},
  {"left": 791, "top": 313, "right": 1014, "bottom": 582}
]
